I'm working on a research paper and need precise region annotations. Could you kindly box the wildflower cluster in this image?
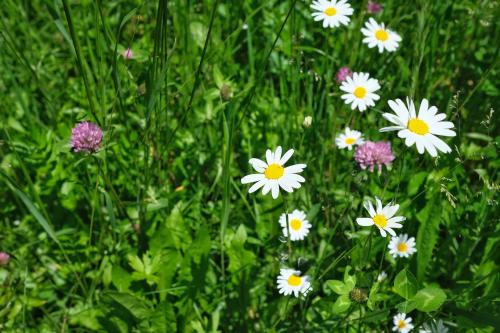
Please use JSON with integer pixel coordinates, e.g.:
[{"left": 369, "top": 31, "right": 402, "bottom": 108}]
[{"left": 238, "top": 1, "right": 457, "bottom": 330}]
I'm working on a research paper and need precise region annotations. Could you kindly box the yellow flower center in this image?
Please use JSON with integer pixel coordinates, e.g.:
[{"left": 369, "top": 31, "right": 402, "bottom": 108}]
[
  {"left": 345, "top": 137, "right": 356, "bottom": 145},
  {"left": 397, "top": 242, "right": 408, "bottom": 253},
  {"left": 324, "top": 7, "right": 337, "bottom": 16},
  {"left": 372, "top": 214, "right": 388, "bottom": 228},
  {"left": 354, "top": 87, "right": 367, "bottom": 98},
  {"left": 288, "top": 274, "right": 302, "bottom": 286},
  {"left": 290, "top": 219, "right": 302, "bottom": 231},
  {"left": 264, "top": 163, "right": 284, "bottom": 180},
  {"left": 375, "top": 29, "right": 389, "bottom": 41},
  {"left": 408, "top": 118, "right": 430, "bottom": 135},
  {"left": 398, "top": 320, "right": 406, "bottom": 329}
]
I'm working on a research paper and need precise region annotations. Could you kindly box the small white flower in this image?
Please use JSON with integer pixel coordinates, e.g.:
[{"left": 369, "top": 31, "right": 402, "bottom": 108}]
[
  {"left": 277, "top": 269, "right": 312, "bottom": 297},
  {"left": 389, "top": 234, "right": 417, "bottom": 258},
  {"left": 241, "top": 147, "right": 306, "bottom": 199},
  {"left": 380, "top": 98, "right": 456, "bottom": 157},
  {"left": 311, "top": 0, "right": 354, "bottom": 28},
  {"left": 362, "top": 18, "right": 402, "bottom": 53},
  {"left": 393, "top": 313, "right": 414, "bottom": 333},
  {"left": 335, "top": 127, "right": 365, "bottom": 150},
  {"left": 303, "top": 116, "right": 313, "bottom": 128},
  {"left": 340, "top": 72, "right": 381, "bottom": 112},
  {"left": 356, "top": 197, "right": 405, "bottom": 237},
  {"left": 279, "top": 209, "right": 311, "bottom": 241},
  {"left": 377, "top": 271, "right": 387, "bottom": 282}
]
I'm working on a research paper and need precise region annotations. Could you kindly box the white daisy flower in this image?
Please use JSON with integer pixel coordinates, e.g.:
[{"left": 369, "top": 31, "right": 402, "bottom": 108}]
[
  {"left": 361, "top": 18, "right": 402, "bottom": 53},
  {"left": 340, "top": 72, "right": 381, "bottom": 112},
  {"left": 377, "top": 271, "right": 387, "bottom": 282},
  {"left": 388, "top": 234, "right": 417, "bottom": 258},
  {"left": 356, "top": 197, "right": 405, "bottom": 237},
  {"left": 380, "top": 98, "right": 456, "bottom": 157},
  {"left": 311, "top": 0, "right": 354, "bottom": 28},
  {"left": 335, "top": 127, "right": 365, "bottom": 150},
  {"left": 277, "top": 269, "right": 312, "bottom": 297},
  {"left": 241, "top": 146, "right": 306, "bottom": 199},
  {"left": 279, "top": 209, "right": 311, "bottom": 241},
  {"left": 393, "top": 313, "right": 414, "bottom": 333}
]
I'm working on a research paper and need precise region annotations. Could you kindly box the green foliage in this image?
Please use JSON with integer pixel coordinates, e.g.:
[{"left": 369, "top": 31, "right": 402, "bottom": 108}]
[
  {"left": 0, "top": 0, "right": 498, "bottom": 332},
  {"left": 393, "top": 269, "right": 418, "bottom": 300},
  {"left": 412, "top": 286, "right": 447, "bottom": 312}
]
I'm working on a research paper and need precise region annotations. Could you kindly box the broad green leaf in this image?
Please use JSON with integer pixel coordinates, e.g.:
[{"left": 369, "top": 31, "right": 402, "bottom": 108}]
[
  {"left": 227, "top": 225, "right": 255, "bottom": 273},
  {"left": 111, "top": 265, "right": 132, "bottom": 292},
  {"left": 326, "top": 280, "right": 348, "bottom": 295},
  {"left": 127, "top": 255, "right": 144, "bottom": 273},
  {"left": 393, "top": 269, "right": 418, "bottom": 300},
  {"left": 332, "top": 294, "right": 351, "bottom": 314},
  {"left": 190, "top": 225, "right": 211, "bottom": 264},
  {"left": 412, "top": 286, "right": 446, "bottom": 312},
  {"left": 104, "top": 292, "right": 150, "bottom": 321},
  {"left": 190, "top": 21, "right": 208, "bottom": 48},
  {"left": 150, "top": 302, "right": 177, "bottom": 332},
  {"left": 396, "top": 300, "right": 417, "bottom": 313},
  {"left": 344, "top": 274, "right": 356, "bottom": 291},
  {"left": 407, "top": 171, "right": 427, "bottom": 196}
]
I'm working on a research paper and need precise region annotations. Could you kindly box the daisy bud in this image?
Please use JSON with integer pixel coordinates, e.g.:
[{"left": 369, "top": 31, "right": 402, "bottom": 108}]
[
  {"left": 335, "top": 66, "right": 353, "bottom": 83},
  {"left": 303, "top": 116, "right": 313, "bottom": 128},
  {"left": 123, "top": 48, "right": 134, "bottom": 59},
  {"left": 350, "top": 287, "right": 367, "bottom": 303},
  {"left": 220, "top": 84, "right": 233, "bottom": 101},
  {"left": 377, "top": 271, "right": 387, "bottom": 282},
  {"left": 0, "top": 252, "right": 11, "bottom": 266},
  {"left": 367, "top": 1, "right": 382, "bottom": 14},
  {"left": 71, "top": 121, "right": 103, "bottom": 153},
  {"left": 354, "top": 141, "right": 395, "bottom": 172}
]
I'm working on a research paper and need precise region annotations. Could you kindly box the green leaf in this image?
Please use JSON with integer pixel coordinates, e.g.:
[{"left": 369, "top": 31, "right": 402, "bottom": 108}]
[
  {"left": 227, "top": 225, "right": 255, "bottom": 273},
  {"left": 407, "top": 171, "right": 427, "bottom": 196},
  {"left": 190, "top": 21, "right": 208, "bottom": 48},
  {"left": 104, "top": 292, "right": 150, "bottom": 321},
  {"left": 393, "top": 269, "right": 418, "bottom": 300},
  {"left": 465, "top": 132, "right": 493, "bottom": 142},
  {"left": 111, "top": 265, "right": 132, "bottom": 292},
  {"left": 332, "top": 294, "right": 351, "bottom": 314},
  {"left": 416, "top": 203, "right": 441, "bottom": 280},
  {"left": 395, "top": 300, "right": 417, "bottom": 314},
  {"left": 326, "top": 280, "right": 348, "bottom": 295},
  {"left": 367, "top": 282, "right": 381, "bottom": 310},
  {"left": 190, "top": 225, "right": 211, "bottom": 264},
  {"left": 344, "top": 274, "right": 356, "bottom": 291},
  {"left": 3, "top": 173, "right": 58, "bottom": 243},
  {"left": 127, "top": 255, "right": 144, "bottom": 273},
  {"left": 412, "top": 286, "right": 446, "bottom": 312}
]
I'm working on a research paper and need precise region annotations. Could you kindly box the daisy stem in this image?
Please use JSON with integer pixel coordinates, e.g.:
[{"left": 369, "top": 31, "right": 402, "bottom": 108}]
[
  {"left": 365, "top": 228, "right": 374, "bottom": 262},
  {"left": 377, "top": 237, "right": 388, "bottom": 278},
  {"left": 283, "top": 195, "right": 292, "bottom": 264}
]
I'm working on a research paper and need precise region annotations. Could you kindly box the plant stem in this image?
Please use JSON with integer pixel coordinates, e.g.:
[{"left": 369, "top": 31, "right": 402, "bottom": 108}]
[{"left": 283, "top": 195, "right": 292, "bottom": 264}]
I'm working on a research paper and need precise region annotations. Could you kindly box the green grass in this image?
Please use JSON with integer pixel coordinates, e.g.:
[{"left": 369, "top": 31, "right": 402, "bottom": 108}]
[{"left": 0, "top": 0, "right": 499, "bottom": 332}]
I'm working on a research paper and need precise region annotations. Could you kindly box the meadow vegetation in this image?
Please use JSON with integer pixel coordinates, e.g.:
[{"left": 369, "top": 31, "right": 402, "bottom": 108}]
[{"left": 0, "top": 0, "right": 499, "bottom": 332}]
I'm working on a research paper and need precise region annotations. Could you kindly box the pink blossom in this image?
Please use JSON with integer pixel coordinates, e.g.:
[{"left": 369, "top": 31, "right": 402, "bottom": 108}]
[
  {"left": 0, "top": 252, "right": 10, "bottom": 266},
  {"left": 367, "top": 1, "right": 382, "bottom": 14},
  {"left": 71, "top": 121, "right": 103, "bottom": 153},
  {"left": 123, "top": 48, "right": 134, "bottom": 59},
  {"left": 354, "top": 141, "right": 395, "bottom": 172},
  {"left": 336, "top": 66, "right": 353, "bottom": 83}
]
